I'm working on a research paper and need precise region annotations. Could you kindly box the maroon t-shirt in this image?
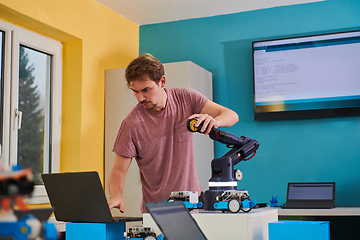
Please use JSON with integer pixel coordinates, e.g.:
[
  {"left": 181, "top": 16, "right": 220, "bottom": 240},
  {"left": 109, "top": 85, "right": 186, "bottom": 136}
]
[{"left": 113, "top": 87, "right": 208, "bottom": 213}]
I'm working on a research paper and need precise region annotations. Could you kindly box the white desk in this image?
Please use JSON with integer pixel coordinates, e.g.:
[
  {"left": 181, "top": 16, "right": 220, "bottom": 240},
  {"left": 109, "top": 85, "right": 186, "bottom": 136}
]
[
  {"left": 278, "top": 207, "right": 360, "bottom": 218},
  {"left": 143, "top": 207, "right": 278, "bottom": 240},
  {"left": 277, "top": 207, "right": 360, "bottom": 240}
]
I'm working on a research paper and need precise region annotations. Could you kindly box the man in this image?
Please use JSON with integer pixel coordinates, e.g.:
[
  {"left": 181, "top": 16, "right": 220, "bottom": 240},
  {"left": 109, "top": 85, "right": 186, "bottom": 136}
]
[{"left": 108, "top": 53, "right": 238, "bottom": 213}]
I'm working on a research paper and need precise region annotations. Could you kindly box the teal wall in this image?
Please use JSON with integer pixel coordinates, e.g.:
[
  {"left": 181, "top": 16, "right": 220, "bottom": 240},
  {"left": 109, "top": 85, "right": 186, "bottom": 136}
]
[{"left": 139, "top": 0, "right": 360, "bottom": 206}]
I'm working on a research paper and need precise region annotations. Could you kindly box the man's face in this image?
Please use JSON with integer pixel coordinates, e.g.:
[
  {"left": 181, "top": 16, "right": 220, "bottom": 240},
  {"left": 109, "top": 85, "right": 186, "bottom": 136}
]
[{"left": 129, "top": 74, "right": 166, "bottom": 113}]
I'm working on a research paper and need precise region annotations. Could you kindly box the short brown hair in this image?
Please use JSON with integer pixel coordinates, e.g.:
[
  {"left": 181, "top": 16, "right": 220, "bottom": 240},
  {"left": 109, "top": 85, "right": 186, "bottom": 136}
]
[{"left": 125, "top": 53, "right": 165, "bottom": 86}]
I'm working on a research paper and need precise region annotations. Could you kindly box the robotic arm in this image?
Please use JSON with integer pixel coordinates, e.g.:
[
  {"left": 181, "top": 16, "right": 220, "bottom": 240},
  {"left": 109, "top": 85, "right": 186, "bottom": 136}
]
[{"left": 187, "top": 119, "right": 259, "bottom": 188}]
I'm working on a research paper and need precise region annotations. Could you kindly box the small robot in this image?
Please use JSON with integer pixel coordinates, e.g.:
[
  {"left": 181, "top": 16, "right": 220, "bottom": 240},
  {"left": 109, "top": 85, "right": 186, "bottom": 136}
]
[
  {"left": 0, "top": 165, "right": 58, "bottom": 240},
  {"left": 167, "top": 191, "right": 203, "bottom": 209},
  {"left": 214, "top": 190, "right": 257, "bottom": 213},
  {"left": 0, "top": 165, "right": 34, "bottom": 212},
  {"left": 125, "top": 226, "right": 164, "bottom": 240},
  {"left": 270, "top": 195, "right": 278, "bottom": 207}
]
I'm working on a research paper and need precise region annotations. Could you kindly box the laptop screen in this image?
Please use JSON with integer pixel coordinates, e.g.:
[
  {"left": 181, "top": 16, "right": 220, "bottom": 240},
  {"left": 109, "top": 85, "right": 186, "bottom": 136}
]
[
  {"left": 42, "top": 171, "right": 142, "bottom": 223},
  {"left": 288, "top": 183, "right": 334, "bottom": 200},
  {"left": 145, "top": 201, "right": 207, "bottom": 240},
  {"left": 286, "top": 182, "right": 335, "bottom": 208}
]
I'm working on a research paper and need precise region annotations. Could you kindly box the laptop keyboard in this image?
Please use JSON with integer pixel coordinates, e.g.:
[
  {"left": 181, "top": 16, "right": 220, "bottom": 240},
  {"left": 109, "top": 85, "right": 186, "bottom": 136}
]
[
  {"left": 113, "top": 216, "right": 143, "bottom": 222},
  {"left": 281, "top": 204, "right": 334, "bottom": 209}
]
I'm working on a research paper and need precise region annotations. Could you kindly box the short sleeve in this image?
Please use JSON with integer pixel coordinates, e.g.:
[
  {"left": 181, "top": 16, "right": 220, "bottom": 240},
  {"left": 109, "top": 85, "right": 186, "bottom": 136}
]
[
  {"left": 112, "top": 120, "right": 137, "bottom": 158},
  {"left": 184, "top": 88, "right": 209, "bottom": 114}
]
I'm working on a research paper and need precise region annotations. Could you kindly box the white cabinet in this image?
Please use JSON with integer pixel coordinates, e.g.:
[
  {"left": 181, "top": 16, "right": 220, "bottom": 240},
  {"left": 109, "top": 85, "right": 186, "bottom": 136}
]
[{"left": 104, "top": 61, "right": 213, "bottom": 217}]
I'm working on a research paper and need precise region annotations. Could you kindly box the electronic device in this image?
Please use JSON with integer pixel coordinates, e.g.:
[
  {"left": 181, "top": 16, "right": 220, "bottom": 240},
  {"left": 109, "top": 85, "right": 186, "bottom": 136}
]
[
  {"left": 125, "top": 226, "right": 162, "bottom": 240},
  {"left": 0, "top": 166, "right": 58, "bottom": 240},
  {"left": 280, "top": 182, "right": 335, "bottom": 209},
  {"left": 187, "top": 118, "right": 258, "bottom": 212},
  {"left": 252, "top": 30, "right": 360, "bottom": 120},
  {"left": 145, "top": 201, "right": 207, "bottom": 240},
  {"left": 42, "top": 171, "right": 142, "bottom": 223}
]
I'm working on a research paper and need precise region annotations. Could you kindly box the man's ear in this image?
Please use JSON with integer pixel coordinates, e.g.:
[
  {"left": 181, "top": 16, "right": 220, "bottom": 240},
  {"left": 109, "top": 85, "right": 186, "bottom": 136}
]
[{"left": 159, "top": 75, "right": 166, "bottom": 87}]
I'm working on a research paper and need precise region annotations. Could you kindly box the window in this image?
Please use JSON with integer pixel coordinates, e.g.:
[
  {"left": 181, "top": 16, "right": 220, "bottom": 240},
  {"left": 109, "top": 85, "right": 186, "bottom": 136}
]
[
  {"left": 0, "top": 30, "right": 4, "bottom": 152},
  {"left": 0, "top": 20, "right": 62, "bottom": 203}
]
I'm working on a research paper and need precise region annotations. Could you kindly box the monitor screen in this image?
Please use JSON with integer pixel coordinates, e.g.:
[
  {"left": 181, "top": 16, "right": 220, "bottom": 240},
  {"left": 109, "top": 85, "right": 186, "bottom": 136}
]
[{"left": 252, "top": 30, "right": 360, "bottom": 120}]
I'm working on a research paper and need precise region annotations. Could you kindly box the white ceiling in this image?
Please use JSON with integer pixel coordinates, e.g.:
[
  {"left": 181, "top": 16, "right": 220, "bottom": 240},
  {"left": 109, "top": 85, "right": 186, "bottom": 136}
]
[{"left": 95, "top": 0, "right": 324, "bottom": 26}]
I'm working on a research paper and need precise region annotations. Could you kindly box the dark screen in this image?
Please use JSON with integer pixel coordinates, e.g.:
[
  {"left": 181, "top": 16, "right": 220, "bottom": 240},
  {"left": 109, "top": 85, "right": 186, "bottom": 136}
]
[{"left": 146, "top": 202, "right": 207, "bottom": 240}]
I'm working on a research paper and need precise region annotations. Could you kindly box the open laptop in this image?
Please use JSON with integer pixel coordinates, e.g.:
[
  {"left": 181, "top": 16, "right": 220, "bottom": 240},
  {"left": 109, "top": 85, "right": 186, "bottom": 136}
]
[
  {"left": 280, "top": 182, "right": 335, "bottom": 209},
  {"left": 42, "top": 171, "right": 142, "bottom": 223},
  {"left": 145, "top": 201, "right": 207, "bottom": 240}
]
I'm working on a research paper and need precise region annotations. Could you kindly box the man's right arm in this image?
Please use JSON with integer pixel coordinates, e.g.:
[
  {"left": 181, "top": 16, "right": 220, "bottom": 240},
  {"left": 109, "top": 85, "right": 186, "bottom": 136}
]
[{"left": 108, "top": 153, "right": 132, "bottom": 213}]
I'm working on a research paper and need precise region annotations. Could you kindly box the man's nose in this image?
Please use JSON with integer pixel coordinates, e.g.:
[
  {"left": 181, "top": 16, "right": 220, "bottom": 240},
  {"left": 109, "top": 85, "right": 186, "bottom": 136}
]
[{"left": 137, "top": 93, "right": 146, "bottom": 102}]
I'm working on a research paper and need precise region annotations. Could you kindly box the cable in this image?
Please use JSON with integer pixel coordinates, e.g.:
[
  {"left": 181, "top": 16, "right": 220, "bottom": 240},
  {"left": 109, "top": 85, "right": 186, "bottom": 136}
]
[{"left": 241, "top": 151, "right": 257, "bottom": 161}]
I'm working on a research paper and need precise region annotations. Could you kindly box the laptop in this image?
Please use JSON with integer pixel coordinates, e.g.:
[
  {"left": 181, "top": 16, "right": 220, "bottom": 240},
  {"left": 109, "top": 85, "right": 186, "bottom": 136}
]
[
  {"left": 280, "top": 182, "right": 335, "bottom": 209},
  {"left": 41, "top": 171, "right": 142, "bottom": 223},
  {"left": 145, "top": 201, "right": 207, "bottom": 240}
]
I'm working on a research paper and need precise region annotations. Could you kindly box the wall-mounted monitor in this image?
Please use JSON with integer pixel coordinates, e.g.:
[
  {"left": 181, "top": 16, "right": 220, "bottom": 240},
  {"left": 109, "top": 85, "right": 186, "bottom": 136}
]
[{"left": 252, "top": 30, "right": 360, "bottom": 120}]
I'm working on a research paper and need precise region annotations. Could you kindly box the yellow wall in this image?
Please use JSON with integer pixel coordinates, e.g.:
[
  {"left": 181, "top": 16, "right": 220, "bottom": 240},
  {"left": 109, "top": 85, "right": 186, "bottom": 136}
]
[{"left": 0, "top": 0, "right": 139, "bottom": 182}]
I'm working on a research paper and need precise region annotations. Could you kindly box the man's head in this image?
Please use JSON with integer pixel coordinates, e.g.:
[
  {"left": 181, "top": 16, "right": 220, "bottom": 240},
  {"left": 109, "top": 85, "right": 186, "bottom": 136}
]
[
  {"left": 126, "top": 53, "right": 167, "bottom": 113},
  {"left": 125, "top": 53, "right": 165, "bottom": 86}
]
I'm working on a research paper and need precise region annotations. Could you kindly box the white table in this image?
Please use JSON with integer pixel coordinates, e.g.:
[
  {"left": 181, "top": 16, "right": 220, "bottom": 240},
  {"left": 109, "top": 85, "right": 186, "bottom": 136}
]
[
  {"left": 143, "top": 207, "right": 278, "bottom": 240},
  {"left": 277, "top": 207, "right": 360, "bottom": 240},
  {"left": 278, "top": 207, "right": 360, "bottom": 217}
]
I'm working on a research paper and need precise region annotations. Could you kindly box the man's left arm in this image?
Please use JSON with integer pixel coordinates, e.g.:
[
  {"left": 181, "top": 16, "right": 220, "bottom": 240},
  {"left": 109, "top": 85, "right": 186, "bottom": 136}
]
[{"left": 188, "top": 100, "right": 239, "bottom": 135}]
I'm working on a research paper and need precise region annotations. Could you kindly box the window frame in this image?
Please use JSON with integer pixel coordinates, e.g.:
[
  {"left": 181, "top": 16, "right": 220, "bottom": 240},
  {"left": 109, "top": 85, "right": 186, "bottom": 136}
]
[
  {"left": 0, "top": 19, "right": 62, "bottom": 203},
  {"left": 0, "top": 21, "right": 12, "bottom": 168}
]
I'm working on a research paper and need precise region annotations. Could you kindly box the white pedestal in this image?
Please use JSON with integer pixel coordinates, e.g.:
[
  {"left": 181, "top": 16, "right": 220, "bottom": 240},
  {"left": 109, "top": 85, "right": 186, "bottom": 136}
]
[{"left": 143, "top": 207, "right": 278, "bottom": 240}]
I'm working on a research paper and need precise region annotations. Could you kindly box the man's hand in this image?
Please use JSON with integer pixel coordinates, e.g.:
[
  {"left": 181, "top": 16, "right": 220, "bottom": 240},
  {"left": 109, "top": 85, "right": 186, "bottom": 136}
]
[
  {"left": 188, "top": 100, "right": 239, "bottom": 135},
  {"left": 108, "top": 154, "right": 132, "bottom": 214},
  {"left": 108, "top": 194, "right": 125, "bottom": 213},
  {"left": 188, "top": 113, "right": 218, "bottom": 135}
]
